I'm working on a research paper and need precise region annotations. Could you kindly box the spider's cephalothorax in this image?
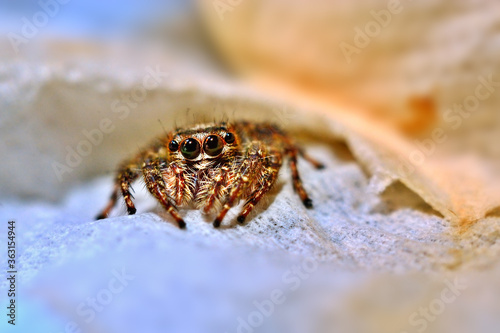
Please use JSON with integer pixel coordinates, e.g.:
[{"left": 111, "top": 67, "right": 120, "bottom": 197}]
[{"left": 96, "top": 121, "right": 324, "bottom": 229}]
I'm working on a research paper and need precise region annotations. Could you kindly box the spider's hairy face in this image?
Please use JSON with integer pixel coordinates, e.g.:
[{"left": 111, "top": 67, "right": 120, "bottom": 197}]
[
  {"left": 166, "top": 123, "right": 239, "bottom": 166},
  {"left": 161, "top": 123, "right": 242, "bottom": 210}
]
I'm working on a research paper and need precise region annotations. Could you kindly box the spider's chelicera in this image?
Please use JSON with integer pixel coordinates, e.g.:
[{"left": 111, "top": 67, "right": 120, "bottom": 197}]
[{"left": 96, "top": 121, "right": 324, "bottom": 229}]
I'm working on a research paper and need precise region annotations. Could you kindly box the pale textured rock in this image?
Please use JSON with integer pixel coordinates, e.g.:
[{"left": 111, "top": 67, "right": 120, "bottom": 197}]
[
  {"left": 0, "top": 43, "right": 285, "bottom": 200},
  {"left": 1, "top": 141, "right": 500, "bottom": 332}
]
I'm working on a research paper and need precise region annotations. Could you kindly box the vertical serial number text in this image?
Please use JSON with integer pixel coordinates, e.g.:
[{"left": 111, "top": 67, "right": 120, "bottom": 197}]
[{"left": 6, "top": 220, "right": 16, "bottom": 325}]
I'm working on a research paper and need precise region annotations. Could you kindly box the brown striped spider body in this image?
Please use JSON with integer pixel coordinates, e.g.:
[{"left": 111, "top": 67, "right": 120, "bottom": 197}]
[{"left": 96, "top": 121, "right": 323, "bottom": 228}]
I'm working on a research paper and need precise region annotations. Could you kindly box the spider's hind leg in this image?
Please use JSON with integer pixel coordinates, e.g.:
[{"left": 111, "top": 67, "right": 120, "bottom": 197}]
[
  {"left": 298, "top": 148, "right": 325, "bottom": 169},
  {"left": 288, "top": 148, "right": 316, "bottom": 209},
  {"left": 96, "top": 162, "right": 142, "bottom": 220},
  {"left": 278, "top": 132, "right": 323, "bottom": 209},
  {"left": 95, "top": 184, "right": 120, "bottom": 220}
]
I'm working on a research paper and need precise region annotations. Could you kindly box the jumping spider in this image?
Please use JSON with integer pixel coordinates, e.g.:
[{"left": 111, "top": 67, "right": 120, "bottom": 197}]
[{"left": 96, "top": 121, "right": 324, "bottom": 228}]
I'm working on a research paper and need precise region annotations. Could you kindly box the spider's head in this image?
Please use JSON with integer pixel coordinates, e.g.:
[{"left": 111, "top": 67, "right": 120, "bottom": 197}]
[{"left": 167, "top": 123, "right": 239, "bottom": 163}]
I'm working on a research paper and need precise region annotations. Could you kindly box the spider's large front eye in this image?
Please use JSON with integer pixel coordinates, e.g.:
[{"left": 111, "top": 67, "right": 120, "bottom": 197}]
[
  {"left": 204, "top": 135, "right": 224, "bottom": 157},
  {"left": 180, "top": 138, "right": 201, "bottom": 159}
]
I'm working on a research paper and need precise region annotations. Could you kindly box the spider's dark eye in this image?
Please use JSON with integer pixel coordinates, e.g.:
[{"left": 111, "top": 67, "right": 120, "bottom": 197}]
[
  {"left": 224, "top": 132, "right": 235, "bottom": 144},
  {"left": 168, "top": 140, "right": 179, "bottom": 152},
  {"left": 180, "top": 138, "right": 201, "bottom": 159},
  {"left": 203, "top": 135, "right": 224, "bottom": 157}
]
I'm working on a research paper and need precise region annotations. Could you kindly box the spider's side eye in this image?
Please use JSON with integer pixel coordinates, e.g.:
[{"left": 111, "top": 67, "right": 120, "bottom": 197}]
[
  {"left": 168, "top": 140, "right": 179, "bottom": 152},
  {"left": 180, "top": 138, "right": 201, "bottom": 159},
  {"left": 204, "top": 135, "right": 224, "bottom": 157},
  {"left": 224, "top": 132, "right": 235, "bottom": 144}
]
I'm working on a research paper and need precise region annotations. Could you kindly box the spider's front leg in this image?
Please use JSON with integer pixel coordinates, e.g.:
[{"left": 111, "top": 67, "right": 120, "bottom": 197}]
[
  {"left": 236, "top": 153, "right": 282, "bottom": 224},
  {"left": 142, "top": 158, "right": 186, "bottom": 229},
  {"left": 213, "top": 143, "right": 282, "bottom": 228}
]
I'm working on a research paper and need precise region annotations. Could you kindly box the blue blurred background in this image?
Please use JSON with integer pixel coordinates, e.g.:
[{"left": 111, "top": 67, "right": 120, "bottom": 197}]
[{"left": 0, "top": 0, "right": 188, "bottom": 40}]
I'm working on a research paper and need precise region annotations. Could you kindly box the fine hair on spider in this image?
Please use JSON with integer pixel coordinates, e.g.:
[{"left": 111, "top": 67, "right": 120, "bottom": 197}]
[{"left": 96, "top": 120, "right": 324, "bottom": 229}]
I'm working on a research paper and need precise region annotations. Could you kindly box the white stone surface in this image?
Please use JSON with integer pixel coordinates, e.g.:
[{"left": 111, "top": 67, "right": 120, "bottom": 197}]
[{"left": 1, "top": 141, "right": 500, "bottom": 332}]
